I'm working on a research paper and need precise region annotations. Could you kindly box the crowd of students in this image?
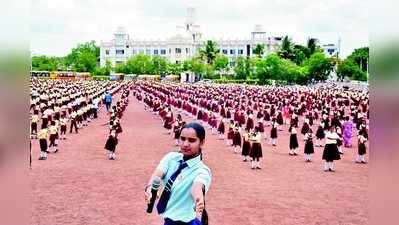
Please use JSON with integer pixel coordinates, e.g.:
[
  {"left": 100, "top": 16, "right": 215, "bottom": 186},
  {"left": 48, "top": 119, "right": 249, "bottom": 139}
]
[
  {"left": 29, "top": 78, "right": 132, "bottom": 162},
  {"left": 133, "top": 80, "right": 369, "bottom": 172}
]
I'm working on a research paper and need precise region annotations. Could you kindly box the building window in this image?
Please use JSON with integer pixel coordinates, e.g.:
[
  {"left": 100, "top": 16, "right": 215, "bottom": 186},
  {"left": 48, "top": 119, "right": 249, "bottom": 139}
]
[
  {"left": 186, "top": 48, "right": 190, "bottom": 54},
  {"left": 328, "top": 49, "right": 335, "bottom": 55},
  {"left": 169, "top": 49, "right": 172, "bottom": 54},
  {"left": 116, "top": 50, "right": 124, "bottom": 55},
  {"left": 132, "top": 49, "right": 137, "bottom": 55},
  {"left": 222, "top": 49, "right": 228, "bottom": 54},
  {"left": 230, "top": 49, "right": 235, "bottom": 55},
  {"left": 116, "top": 61, "right": 123, "bottom": 64},
  {"left": 161, "top": 49, "right": 166, "bottom": 55},
  {"left": 146, "top": 49, "right": 151, "bottom": 55},
  {"left": 139, "top": 49, "right": 144, "bottom": 54},
  {"left": 154, "top": 49, "right": 159, "bottom": 55},
  {"left": 175, "top": 48, "right": 182, "bottom": 54},
  {"left": 238, "top": 49, "right": 243, "bottom": 54},
  {"left": 105, "top": 50, "right": 110, "bottom": 55}
]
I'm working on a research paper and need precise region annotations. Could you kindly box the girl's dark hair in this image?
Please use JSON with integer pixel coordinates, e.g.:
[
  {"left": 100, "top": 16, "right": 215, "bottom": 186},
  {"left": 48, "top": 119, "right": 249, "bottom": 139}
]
[{"left": 182, "top": 122, "right": 206, "bottom": 142}]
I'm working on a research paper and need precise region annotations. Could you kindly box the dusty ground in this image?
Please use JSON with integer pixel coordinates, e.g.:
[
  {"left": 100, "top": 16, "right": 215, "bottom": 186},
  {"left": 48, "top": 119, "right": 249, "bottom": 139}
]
[{"left": 30, "top": 94, "right": 368, "bottom": 225}]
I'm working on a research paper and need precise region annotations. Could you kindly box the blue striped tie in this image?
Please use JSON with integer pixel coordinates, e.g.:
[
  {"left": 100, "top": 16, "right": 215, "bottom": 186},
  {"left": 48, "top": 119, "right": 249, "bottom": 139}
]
[{"left": 157, "top": 160, "right": 188, "bottom": 214}]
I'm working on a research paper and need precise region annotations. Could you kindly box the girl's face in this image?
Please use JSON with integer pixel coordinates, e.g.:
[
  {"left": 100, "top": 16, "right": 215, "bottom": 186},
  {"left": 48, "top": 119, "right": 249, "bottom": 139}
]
[{"left": 179, "top": 128, "right": 203, "bottom": 157}]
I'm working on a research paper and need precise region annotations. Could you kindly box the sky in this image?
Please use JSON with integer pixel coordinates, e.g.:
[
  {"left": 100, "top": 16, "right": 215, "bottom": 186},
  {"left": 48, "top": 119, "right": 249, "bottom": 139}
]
[{"left": 30, "top": 0, "right": 369, "bottom": 58}]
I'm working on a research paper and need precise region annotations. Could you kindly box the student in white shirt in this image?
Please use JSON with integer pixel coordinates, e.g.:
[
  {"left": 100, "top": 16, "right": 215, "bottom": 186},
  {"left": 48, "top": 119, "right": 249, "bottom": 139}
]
[{"left": 322, "top": 126, "right": 341, "bottom": 172}]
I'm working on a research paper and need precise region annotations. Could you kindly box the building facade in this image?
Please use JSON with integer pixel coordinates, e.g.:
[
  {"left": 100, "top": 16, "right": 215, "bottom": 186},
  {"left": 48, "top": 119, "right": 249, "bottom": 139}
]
[{"left": 100, "top": 7, "right": 283, "bottom": 68}]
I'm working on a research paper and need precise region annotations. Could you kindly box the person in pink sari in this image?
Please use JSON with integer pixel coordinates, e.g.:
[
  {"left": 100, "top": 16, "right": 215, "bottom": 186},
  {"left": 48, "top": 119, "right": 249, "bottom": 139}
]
[{"left": 343, "top": 116, "right": 354, "bottom": 147}]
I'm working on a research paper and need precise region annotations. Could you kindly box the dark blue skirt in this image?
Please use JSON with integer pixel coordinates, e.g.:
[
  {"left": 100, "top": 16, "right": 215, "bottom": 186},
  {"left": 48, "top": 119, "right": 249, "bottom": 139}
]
[{"left": 164, "top": 218, "right": 201, "bottom": 225}]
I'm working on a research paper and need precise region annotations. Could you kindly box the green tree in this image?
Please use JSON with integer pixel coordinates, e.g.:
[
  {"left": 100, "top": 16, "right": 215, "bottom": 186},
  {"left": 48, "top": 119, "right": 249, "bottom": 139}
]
[
  {"left": 278, "top": 36, "right": 294, "bottom": 60},
  {"left": 255, "top": 53, "right": 285, "bottom": 82},
  {"left": 152, "top": 55, "right": 168, "bottom": 75},
  {"left": 292, "top": 45, "right": 309, "bottom": 65},
  {"left": 253, "top": 43, "right": 265, "bottom": 58},
  {"left": 234, "top": 56, "right": 251, "bottom": 80},
  {"left": 65, "top": 40, "right": 99, "bottom": 73},
  {"left": 31, "top": 56, "right": 60, "bottom": 71},
  {"left": 337, "top": 59, "right": 367, "bottom": 81},
  {"left": 123, "top": 54, "right": 153, "bottom": 74},
  {"left": 213, "top": 54, "right": 229, "bottom": 75},
  {"left": 303, "top": 52, "right": 334, "bottom": 81},
  {"left": 199, "top": 40, "right": 220, "bottom": 64},
  {"left": 347, "top": 47, "right": 369, "bottom": 72},
  {"left": 167, "top": 63, "right": 183, "bottom": 75},
  {"left": 93, "top": 60, "right": 112, "bottom": 76}
]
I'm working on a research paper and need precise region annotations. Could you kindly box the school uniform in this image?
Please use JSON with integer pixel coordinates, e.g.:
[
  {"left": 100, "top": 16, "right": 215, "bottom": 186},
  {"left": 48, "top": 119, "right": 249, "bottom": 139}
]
[
  {"left": 289, "top": 127, "right": 299, "bottom": 150},
  {"left": 155, "top": 152, "right": 211, "bottom": 224},
  {"left": 241, "top": 133, "right": 251, "bottom": 158},
  {"left": 322, "top": 132, "right": 341, "bottom": 162},
  {"left": 232, "top": 130, "right": 241, "bottom": 147},
  {"left": 37, "top": 128, "right": 48, "bottom": 159},
  {"left": 356, "top": 135, "right": 367, "bottom": 163},
  {"left": 249, "top": 133, "right": 263, "bottom": 159},
  {"left": 270, "top": 122, "right": 278, "bottom": 139},
  {"left": 217, "top": 119, "right": 225, "bottom": 134},
  {"left": 105, "top": 135, "right": 118, "bottom": 153},
  {"left": 304, "top": 133, "right": 315, "bottom": 155},
  {"left": 69, "top": 111, "right": 78, "bottom": 133},
  {"left": 48, "top": 125, "right": 59, "bottom": 152},
  {"left": 31, "top": 114, "right": 39, "bottom": 136}
]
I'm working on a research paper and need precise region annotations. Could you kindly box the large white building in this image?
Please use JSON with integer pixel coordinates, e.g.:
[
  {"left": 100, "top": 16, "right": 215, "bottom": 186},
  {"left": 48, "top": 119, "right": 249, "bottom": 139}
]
[{"left": 100, "top": 7, "right": 283, "bottom": 68}]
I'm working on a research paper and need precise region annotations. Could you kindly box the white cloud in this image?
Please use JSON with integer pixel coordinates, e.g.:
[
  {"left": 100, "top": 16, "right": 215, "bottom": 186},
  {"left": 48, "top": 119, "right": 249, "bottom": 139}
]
[{"left": 30, "top": 0, "right": 369, "bottom": 57}]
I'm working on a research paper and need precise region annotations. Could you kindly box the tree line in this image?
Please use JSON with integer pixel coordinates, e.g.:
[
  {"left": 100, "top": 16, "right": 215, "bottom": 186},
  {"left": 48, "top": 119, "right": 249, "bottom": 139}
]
[{"left": 31, "top": 37, "right": 368, "bottom": 83}]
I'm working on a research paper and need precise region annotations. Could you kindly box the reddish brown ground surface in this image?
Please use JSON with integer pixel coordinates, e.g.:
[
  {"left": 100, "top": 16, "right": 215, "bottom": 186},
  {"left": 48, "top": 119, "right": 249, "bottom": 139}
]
[{"left": 30, "top": 94, "right": 368, "bottom": 225}]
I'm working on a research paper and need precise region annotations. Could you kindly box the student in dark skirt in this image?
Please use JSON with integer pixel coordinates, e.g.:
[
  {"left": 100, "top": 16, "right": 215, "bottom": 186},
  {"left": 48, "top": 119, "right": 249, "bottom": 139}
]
[
  {"left": 322, "top": 126, "right": 341, "bottom": 172},
  {"left": 59, "top": 114, "right": 68, "bottom": 140},
  {"left": 289, "top": 124, "right": 299, "bottom": 156},
  {"left": 276, "top": 111, "right": 284, "bottom": 129},
  {"left": 270, "top": 118, "right": 278, "bottom": 146},
  {"left": 249, "top": 127, "right": 263, "bottom": 169},
  {"left": 257, "top": 118, "right": 265, "bottom": 140},
  {"left": 245, "top": 114, "right": 254, "bottom": 131},
  {"left": 301, "top": 119, "right": 310, "bottom": 140},
  {"left": 105, "top": 130, "right": 118, "bottom": 160},
  {"left": 241, "top": 130, "right": 251, "bottom": 162},
  {"left": 37, "top": 128, "right": 48, "bottom": 160},
  {"left": 31, "top": 110, "right": 39, "bottom": 139},
  {"left": 304, "top": 129, "right": 315, "bottom": 162},
  {"left": 226, "top": 120, "right": 235, "bottom": 146},
  {"left": 113, "top": 119, "right": 123, "bottom": 138},
  {"left": 355, "top": 132, "right": 368, "bottom": 164},
  {"left": 232, "top": 126, "right": 242, "bottom": 154},
  {"left": 217, "top": 117, "right": 226, "bottom": 140},
  {"left": 164, "top": 111, "right": 174, "bottom": 135},
  {"left": 173, "top": 120, "right": 183, "bottom": 146},
  {"left": 48, "top": 121, "right": 59, "bottom": 153},
  {"left": 315, "top": 122, "right": 325, "bottom": 147}
]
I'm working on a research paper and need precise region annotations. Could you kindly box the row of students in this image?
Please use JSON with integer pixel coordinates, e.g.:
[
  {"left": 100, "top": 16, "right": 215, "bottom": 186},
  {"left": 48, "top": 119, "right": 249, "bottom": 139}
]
[
  {"left": 133, "top": 80, "right": 369, "bottom": 171},
  {"left": 104, "top": 87, "right": 131, "bottom": 160},
  {"left": 31, "top": 80, "right": 129, "bottom": 161}
]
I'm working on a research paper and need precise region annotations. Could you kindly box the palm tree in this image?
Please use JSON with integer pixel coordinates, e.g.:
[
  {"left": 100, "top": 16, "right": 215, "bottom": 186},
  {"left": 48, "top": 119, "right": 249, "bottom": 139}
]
[
  {"left": 199, "top": 40, "right": 220, "bottom": 64},
  {"left": 253, "top": 44, "right": 265, "bottom": 58},
  {"left": 278, "top": 36, "right": 294, "bottom": 60}
]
